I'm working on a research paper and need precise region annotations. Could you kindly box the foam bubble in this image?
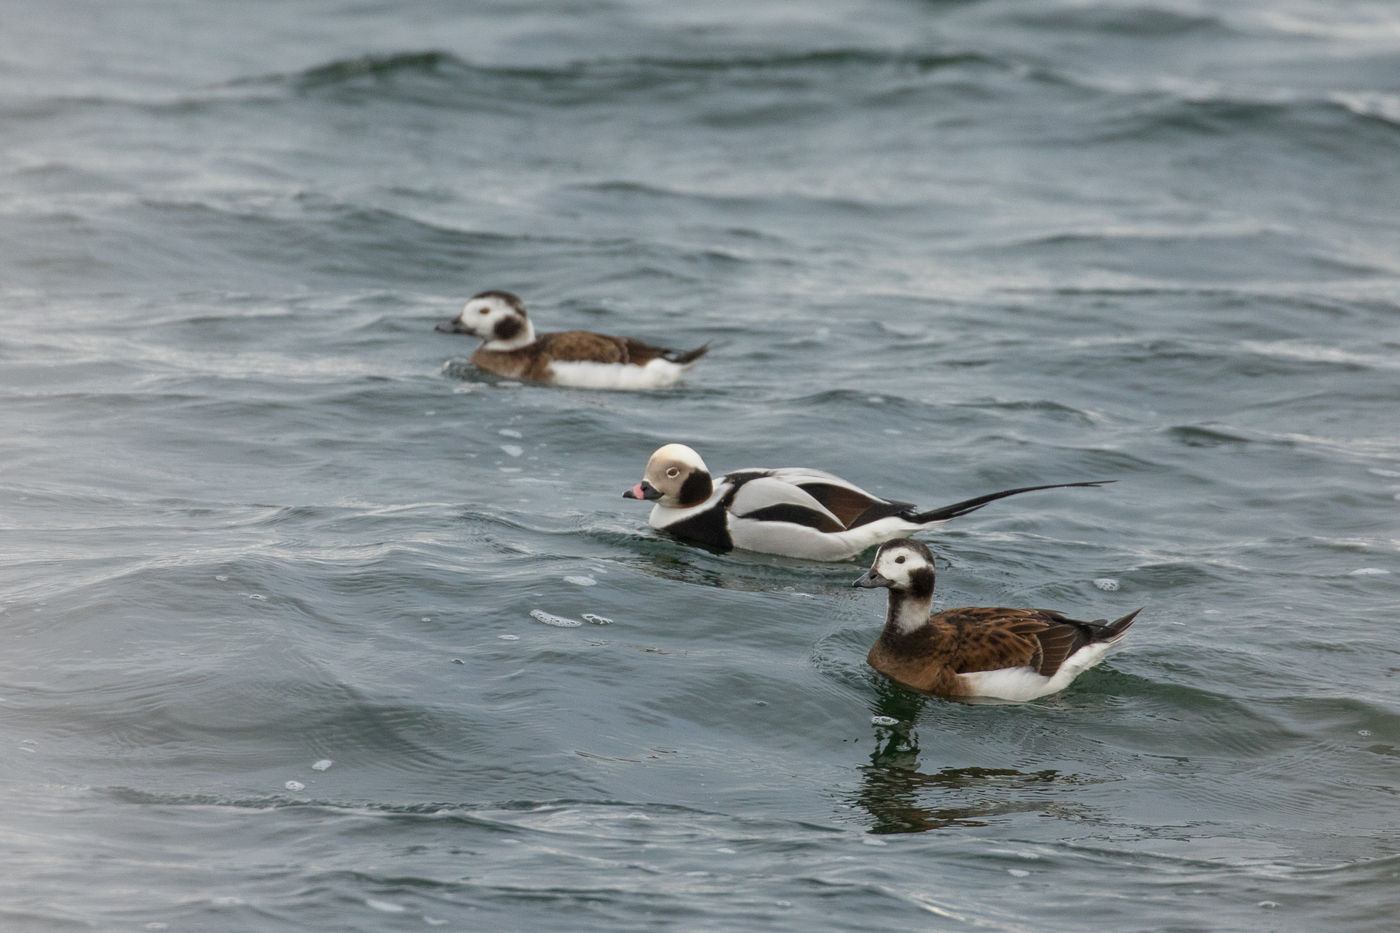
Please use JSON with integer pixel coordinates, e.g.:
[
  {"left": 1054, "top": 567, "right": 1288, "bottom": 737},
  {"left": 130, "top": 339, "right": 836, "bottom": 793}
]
[
  {"left": 499, "top": 428, "right": 523, "bottom": 438},
  {"left": 499, "top": 634, "right": 520, "bottom": 640},
  {"left": 531, "top": 609, "right": 583, "bottom": 627},
  {"left": 871, "top": 715, "right": 898, "bottom": 726},
  {"left": 1348, "top": 568, "right": 1390, "bottom": 576},
  {"left": 367, "top": 899, "right": 408, "bottom": 914},
  {"left": 1093, "top": 578, "right": 1119, "bottom": 591},
  {"left": 284, "top": 780, "right": 305, "bottom": 792},
  {"left": 565, "top": 575, "right": 597, "bottom": 586},
  {"left": 501, "top": 444, "right": 523, "bottom": 457},
  {"left": 582, "top": 613, "right": 613, "bottom": 625},
  {"left": 312, "top": 759, "right": 333, "bottom": 772}
]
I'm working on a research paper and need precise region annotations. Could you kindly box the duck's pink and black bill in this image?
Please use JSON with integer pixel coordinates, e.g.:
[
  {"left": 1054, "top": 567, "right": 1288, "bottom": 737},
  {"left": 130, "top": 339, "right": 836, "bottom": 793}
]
[{"left": 623, "top": 481, "right": 662, "bottom": 500}]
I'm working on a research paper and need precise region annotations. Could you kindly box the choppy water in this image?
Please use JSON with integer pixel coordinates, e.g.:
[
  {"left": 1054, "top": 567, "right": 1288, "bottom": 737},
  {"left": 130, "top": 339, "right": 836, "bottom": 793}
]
[{"left": 3, "top": 1, "right": 1399, "bottom": 930}]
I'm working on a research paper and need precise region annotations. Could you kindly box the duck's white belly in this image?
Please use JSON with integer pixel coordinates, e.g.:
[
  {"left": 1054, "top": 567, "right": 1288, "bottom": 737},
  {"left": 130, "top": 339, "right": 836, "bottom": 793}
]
[{"left": 548, "top": 358, "right": 685, "bottom": 390}]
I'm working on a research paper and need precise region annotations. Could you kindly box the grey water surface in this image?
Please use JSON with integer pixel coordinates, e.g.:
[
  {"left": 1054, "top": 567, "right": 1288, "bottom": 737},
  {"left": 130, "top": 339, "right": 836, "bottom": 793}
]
[{"left": 2, "top": 1, "right": 1398, "bottom": 930}]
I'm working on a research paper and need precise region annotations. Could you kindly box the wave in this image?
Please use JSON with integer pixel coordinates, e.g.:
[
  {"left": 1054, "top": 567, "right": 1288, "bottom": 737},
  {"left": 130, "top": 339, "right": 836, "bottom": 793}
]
[{"left": 1004, "top": 4, "right": 1236, "bottom": 39}]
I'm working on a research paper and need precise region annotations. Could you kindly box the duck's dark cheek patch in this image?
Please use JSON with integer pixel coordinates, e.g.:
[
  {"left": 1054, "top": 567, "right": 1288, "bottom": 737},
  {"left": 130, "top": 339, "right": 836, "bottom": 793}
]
[
  {"left": 494, "top": 316, "right": 523, "bottom": 342},
  {"left": 679, "top": 471, "right": 713, "bottom": 504}
]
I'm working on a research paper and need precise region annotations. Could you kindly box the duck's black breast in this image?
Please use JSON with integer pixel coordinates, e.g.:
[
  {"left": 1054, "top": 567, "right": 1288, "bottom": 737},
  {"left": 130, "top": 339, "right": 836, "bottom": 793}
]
[{"left": 659, "top": 472, "right": 769, "bottom": 551}]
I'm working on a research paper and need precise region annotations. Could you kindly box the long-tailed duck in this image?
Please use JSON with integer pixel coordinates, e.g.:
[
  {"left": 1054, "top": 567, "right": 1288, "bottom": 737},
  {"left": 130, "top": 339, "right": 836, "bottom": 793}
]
[
  {"left": 854, "top": 539, "right": 1141, "bottom": 700},
  {"left": 622, "top": 443, "right": 1111, "bottom": 561},
  {"left": 435, "top": 290, "right": 707, "bottom": 389}
]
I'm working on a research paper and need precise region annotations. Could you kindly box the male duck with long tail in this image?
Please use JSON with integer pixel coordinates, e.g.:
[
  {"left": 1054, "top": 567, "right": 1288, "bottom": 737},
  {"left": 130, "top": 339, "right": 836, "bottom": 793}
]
[
  {"left": 436, "top": 291, "right": 707, "bottom": 389},
  {"left": 854, "top": 539, "right": 1141, "bottom": 700},
  {"left": 623, "top": 443, "right": 1111, "bottom": 561}
]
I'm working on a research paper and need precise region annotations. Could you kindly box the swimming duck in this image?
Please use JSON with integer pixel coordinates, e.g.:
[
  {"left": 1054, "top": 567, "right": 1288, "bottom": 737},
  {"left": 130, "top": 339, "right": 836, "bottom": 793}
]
[
  {"left": 854, "top": 538, "right": 1141, "bottom": 700},
  {"left": 622, "top": 443, "right": 1111, "bottom": 561},
  {"left": 436, "top": 290, "right": 708, "bottom": 389}
]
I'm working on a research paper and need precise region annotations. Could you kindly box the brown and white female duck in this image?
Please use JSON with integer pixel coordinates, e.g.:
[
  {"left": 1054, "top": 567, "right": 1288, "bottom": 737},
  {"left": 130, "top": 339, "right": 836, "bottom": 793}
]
[
  {"left": 436, "top": 290, "right": 707, "bottom": 389},
  {"left": 853, "top": 539, "right": 1142, "bottom": 700}
]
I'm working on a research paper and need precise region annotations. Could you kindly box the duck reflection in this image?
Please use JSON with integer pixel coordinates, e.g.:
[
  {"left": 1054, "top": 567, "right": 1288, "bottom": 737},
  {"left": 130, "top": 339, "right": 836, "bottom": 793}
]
[{"left": 851, "top": 681, "right": 1071, "bottom": 835}]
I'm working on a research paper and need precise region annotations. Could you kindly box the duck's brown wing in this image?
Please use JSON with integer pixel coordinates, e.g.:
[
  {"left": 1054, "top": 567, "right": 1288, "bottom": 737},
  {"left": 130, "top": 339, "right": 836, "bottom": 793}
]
[
  {"left": 536, "top": 330, "right": 629, "bottom": 363},
  {"left": 936, "top": 607, "right": 1097, "bottom": 677},
  {"left": 759, "top": 468, "right": 911, "bottom": 530}
]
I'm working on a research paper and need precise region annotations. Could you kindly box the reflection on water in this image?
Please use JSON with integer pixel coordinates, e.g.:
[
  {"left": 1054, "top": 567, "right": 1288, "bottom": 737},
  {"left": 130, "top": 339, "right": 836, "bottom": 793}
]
[{"left": 851, "top": 681, "right": 1081, "bottom": 834}]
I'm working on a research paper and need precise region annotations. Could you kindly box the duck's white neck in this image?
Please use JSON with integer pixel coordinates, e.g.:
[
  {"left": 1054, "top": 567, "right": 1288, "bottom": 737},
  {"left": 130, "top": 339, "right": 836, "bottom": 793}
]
[{"left": 884, "top": 573, "right": 934, "bottom": 637}]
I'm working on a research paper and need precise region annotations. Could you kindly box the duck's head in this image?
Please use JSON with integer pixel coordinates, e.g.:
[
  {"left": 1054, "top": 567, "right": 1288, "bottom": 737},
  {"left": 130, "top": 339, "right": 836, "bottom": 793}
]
[
  {"left": 623, "top": 443, "right": 714, "bottom": 507},
  {"left": 435, "top": 290, "right": 536, "bottom": 350},
  {"left": 854, "top": 538, "right": 936, "bottom": 595}
]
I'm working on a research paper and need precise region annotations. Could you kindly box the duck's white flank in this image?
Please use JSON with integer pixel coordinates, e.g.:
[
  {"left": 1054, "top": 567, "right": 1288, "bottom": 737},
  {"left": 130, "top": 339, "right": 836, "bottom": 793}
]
[
  {"left": 549, "top": 358, "right": 689, "bottom": 390},
  {"left": 955, "top": 640, "right": 1121, "bottom": 702}
]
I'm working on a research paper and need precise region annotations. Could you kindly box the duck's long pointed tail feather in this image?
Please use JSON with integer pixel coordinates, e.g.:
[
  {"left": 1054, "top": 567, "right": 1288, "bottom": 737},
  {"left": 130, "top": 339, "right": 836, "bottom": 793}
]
[
  {"left": 663, "top": 343, "right": 709, "bottom": 365},
  {"left": 908, "top": 480, "right": 1114, "bottom": 525},
  {"left": 1098, "top": 607, "right": 1143, "bottom": 642}
]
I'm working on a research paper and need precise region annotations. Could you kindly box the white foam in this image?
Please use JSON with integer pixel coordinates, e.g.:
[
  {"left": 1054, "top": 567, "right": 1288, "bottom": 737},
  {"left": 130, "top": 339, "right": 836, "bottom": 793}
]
[
  {"left": 1348, "top": 568, "right": 1390, "bottom": 576},
  {"left": 499, "top": 634, "right": 520, "bottom": 640},
  {"left": 871, "top": 715, "right": 898, "bottom": 726},
  {"left": 311, "top": 759, "right": 333, "bottom": 772},
  {"left": 1093, "top": 578, "right": 1119, "bottom": 591},
  {"left": 366, "top": 899, "right": 408, "bottom": 914},
  {"left": 565, "top": 575, "right": 597, "bottom": 586},
  {"left": 499, "top": 428, "right": 523, "bottom": 438},
  {"left": 582, "top": 613, "right": 613, "bottom": 625},
  {"left": 501, "top": 444, "right": 523, "bottom": 457},
  {"left": 284, "top": 780, "right": 305, "bottom": 792},
  {"left": 531, "top": 609, "right": 583, "bottom": 627},
  {"left": 1368, "top": 468, "right": 1400, "bottom": 478}
]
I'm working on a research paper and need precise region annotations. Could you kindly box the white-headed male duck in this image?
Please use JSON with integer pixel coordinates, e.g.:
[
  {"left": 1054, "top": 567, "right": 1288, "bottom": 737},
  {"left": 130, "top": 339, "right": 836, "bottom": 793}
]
[
  {"left": 436, "top": 290, "right": 707, "bottom": 389},
  {"left": 854, "top": 538, "right": 1142, "bottom": 700},
  {"left": 623, "top": 443, "right": 1111, "bottom": 561}
]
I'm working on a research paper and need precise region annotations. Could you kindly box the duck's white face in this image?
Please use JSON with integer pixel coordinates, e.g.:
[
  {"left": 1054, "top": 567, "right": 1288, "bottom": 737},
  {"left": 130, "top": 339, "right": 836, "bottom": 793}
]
[
  {"left": 437, "top": 291, "right": 535, "bottom": 349},
  {"left": 855, "top": 539, "right": 936, "bottom": 591},
  {"left": 624, "top": 443, "right": 712, "bottom": 507}
]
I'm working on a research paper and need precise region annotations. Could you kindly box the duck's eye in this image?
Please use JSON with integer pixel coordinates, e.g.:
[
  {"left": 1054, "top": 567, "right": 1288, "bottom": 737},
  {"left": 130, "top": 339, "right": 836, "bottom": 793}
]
[
  {"left": 894, "top": 555, "right": 906, "bottom": 564},
  {"left": 665, "top": 467, "right": 680, "bottom": 478},
  {"left": 478, "top": 307, "right": 490, "bottom": 315}
]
